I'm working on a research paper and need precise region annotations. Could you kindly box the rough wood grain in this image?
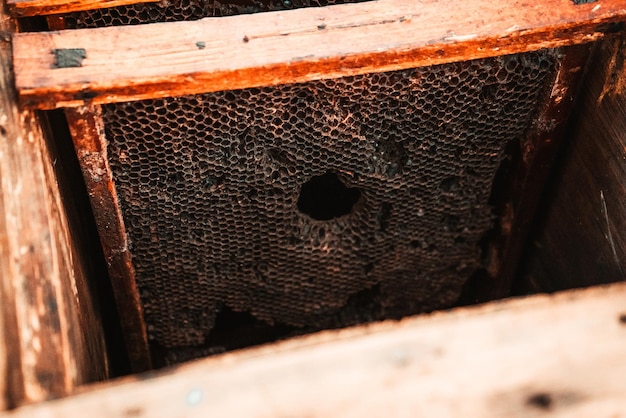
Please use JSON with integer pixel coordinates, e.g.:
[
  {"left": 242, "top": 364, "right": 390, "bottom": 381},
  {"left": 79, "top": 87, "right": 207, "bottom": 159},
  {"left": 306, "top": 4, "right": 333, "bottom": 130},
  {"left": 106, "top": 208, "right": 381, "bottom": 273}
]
[
  {"left": 13, "top": 0, "right": 626, "bottom": 109},
  {"left": 2, "top": 282, "right": 626, "bottom": 417},
  {"left": 65, "top": 106, "right": 151, "bottom": 372},
  {"left": 7, "top": 0, "right": 156, "bottom": 17},
  {"left": 0, "top": 4, "right": 107, "bottom": 409},
  {"left": 0, "top": 206, "right": 7, "bottom": 410},
  {"left": 519, "top": 34, "right": 626, "bottom": 292},
  {"left": 485, "top": 44, "right": 593, "bottom": 300}
]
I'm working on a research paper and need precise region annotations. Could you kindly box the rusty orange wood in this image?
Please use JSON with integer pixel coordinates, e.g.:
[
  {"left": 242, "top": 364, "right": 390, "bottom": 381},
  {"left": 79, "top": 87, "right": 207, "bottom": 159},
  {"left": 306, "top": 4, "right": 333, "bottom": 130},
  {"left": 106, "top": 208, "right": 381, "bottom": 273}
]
[
  {"left": 7, "top": 0, "right": 156, "bottom": 17},
  {"left": 0, "top": 6, "right": 108, "bottom": 409},
  {"left": 65, "top": 106, "right": 152, "bottom": 372},
  {"left": 13, "top": 0, "right": 626, "bottom": 109}
]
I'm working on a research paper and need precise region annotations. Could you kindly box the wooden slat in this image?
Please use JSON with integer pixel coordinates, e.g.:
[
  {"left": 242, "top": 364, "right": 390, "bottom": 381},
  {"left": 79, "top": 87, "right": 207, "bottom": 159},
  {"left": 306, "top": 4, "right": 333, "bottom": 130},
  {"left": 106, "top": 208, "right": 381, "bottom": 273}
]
[
  {"left": 7, "top": 0, "right": 156, "bottom": 18},
  {"left": 520, "top": 34, "right": 626, "bottom": 292},
  {"left": 65, "top": 106, "right": 152, "bottom": 372},
  {"left": 2, "top": 282, "right": 626, "bottom": 417},
  {"left": 13, "top": 0, "right": 626, "bottom": 110},
  {"left": 488, "top": 44, "right": 593, "bottom": 299},
  {"left": 0, "top": 3, "right": 107, "bottom": 409}
]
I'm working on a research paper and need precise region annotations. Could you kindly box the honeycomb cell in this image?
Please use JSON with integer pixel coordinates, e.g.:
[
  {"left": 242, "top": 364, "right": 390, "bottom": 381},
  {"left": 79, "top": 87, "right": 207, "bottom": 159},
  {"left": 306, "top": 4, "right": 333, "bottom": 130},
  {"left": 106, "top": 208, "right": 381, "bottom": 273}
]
[{"left": 99, "top": 50, "right": 558, "bottom": 357}]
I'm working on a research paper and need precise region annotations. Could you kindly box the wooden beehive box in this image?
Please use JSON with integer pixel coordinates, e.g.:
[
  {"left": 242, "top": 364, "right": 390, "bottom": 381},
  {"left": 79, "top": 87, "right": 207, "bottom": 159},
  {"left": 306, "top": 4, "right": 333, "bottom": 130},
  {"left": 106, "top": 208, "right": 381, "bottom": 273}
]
[{"left": 0, "top": 0, "right": 625, "bottom": 415}]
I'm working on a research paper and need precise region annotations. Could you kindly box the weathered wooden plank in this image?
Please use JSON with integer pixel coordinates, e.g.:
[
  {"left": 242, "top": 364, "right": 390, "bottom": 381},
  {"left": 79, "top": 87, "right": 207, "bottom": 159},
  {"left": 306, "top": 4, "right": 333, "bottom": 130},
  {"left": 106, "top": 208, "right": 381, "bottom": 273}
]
[
  {"left": 519, "top": 33, "right": 626, "bottom": 292},
  {"left": 0, "top": 4, "right": 107, "bottom": 409},
  {"left": 486, "top": 44, "right": 593, "bottom": 299},
  {"left": 7, "top": 0, "right": 156, "bottom": 18},
  {"left": 13, "top": 0, "right": 626, "bottom": 109},
  {"left": 2, "top": 282, "right": 626, "bottom": 417},
  {"left": 0, "top": 204, "right": 7, "bottom": 410},
  {"left": 65, "top": 106, "right": 151, "bottom": 372}
]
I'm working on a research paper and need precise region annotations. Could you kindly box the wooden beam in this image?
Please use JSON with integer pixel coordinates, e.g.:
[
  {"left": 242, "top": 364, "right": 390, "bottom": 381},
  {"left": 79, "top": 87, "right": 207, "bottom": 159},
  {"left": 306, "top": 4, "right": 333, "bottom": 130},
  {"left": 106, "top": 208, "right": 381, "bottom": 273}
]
[
  {"left": 65, "top": 106, "right": 151, "bottom": 373},
  {"left": 7, "top": 0, "right": 156, "bottom": 18},
  {"left": 0, "top": 3, "right": 107, "bottom": 409},
  {"left": 521, "top": 34, "right": 626, "bottom": 291},
  {"left": 13, "top": 0, "right": 626, "bottom": 110},
  {"left": 489, "top": 43, "right": 593, "bottom": 299},
  {"left": 2, "top": 282, "right": 626, "bottom": 416}
]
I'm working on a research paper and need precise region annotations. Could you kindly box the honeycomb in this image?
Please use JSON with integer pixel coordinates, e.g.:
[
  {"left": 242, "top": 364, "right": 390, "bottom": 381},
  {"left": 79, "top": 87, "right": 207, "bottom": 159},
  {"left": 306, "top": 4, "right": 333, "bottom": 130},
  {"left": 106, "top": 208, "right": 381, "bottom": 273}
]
[
  {"left": 100, "top": 51, "right": 558, "bottom": 358},
  {"left": 64, "top": 0, "right": 371, "bottom": 28}
]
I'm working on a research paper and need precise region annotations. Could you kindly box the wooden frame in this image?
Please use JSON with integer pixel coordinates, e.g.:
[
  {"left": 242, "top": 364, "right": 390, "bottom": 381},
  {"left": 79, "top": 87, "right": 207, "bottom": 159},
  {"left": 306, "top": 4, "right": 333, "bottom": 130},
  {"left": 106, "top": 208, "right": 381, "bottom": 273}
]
[
  {"left": 60, "top": 44, "right": 593, "bottom": 370},
  {"left": 0, "top": 3, "right": 107, "bottom": 409},
  {"left": 3, "top": 282, "right": 626, "bottom": 417},
  {"left": 490, "top": 44, "right": 592, "bottom": 298},
  {"left": 12, "top": 0, "right": 623, "bottom": 371},
  {"left": 3, "top": 0, "right": 626, "bottom": 413},
  {"left": 12, "top": 0, "right": 626, "bottom": 109},
  {"left": 64, "top": 106, "right": 151, "bottom": 372}
]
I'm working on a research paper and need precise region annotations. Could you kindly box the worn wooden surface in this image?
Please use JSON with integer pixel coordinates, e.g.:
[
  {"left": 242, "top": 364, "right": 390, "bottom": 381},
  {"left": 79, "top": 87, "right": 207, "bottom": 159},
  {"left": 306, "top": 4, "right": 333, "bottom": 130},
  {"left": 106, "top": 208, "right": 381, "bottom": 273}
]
[
  {"left": 65, "top": 106, "right": 151, "bottom": 372},
  {"left": 0, "top": 223, "right": 6, "bottom": 410},
  {"left": 13, "top": 0, "right": 626, "bottom": 109},
  {"left": 483, "top": 44, "right": 594, "bottom": 300},
  {"left": 1, "top": 282, "right": 625, "bottom": 417},
  {"left": 0, "top": 4, "right": 107, "bottom": 409},
  {"left": 8, "top": 0, "right": 156, "bottom": 17},
  {"left": 519, "top": 34, "right": 626, "bottom": 293}
]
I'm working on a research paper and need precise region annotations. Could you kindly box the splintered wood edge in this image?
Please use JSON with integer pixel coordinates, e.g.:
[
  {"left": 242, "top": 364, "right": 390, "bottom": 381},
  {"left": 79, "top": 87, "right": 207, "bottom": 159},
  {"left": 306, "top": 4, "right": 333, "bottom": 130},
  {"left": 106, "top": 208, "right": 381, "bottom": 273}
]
[
  {"left": 7, "top": 0, "right": 157, "bottom": 18},
  {"left": 490, "top": 44, "right": 594, "bottom": 299},
  {"left": 13, "top": 0, "right": 626, "bottom": 110},
  {"left": 0, "top": 4, "right": 108, "bottom": 409},
  {"left": 2, "top": 282, "right": 626, "bottom": 417},
  {"left": 65, "top": 106, "right": 152, "bottom": 372}
]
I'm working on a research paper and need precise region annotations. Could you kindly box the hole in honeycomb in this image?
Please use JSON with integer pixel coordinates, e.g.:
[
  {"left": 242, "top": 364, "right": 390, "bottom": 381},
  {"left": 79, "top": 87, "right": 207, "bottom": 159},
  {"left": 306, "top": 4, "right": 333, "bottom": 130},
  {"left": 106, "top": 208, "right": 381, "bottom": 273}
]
[
  {"left": 57, "top": 0, "right": 565, "bottom": 368},
  {"left": 297, "top": 172, "right": 361, "bottom": 220},
  {"left": 97, "top": 50, "right": 559, "bottom": 365}
]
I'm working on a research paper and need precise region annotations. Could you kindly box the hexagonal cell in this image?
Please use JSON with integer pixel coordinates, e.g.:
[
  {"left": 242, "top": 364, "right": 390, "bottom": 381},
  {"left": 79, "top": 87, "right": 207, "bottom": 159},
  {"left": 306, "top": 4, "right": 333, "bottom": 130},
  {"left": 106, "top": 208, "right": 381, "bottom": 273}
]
[{"left": 98, "top": 51, "right": 558, "bottom": 362}]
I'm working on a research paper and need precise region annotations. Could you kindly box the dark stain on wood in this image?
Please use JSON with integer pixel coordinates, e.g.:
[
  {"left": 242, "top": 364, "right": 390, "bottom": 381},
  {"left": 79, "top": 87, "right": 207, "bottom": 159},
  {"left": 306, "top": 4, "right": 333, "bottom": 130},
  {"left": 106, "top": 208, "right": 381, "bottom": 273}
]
[
  {"left": 74, "top": 89, "right": 99, "bottom": 100},
  {"left": 596, "top": 21, "right": 626, "bottom": 34},
  {"left": 527, "top": 392, "right": 553, "bottom": 410},
  {"left": 53, "top": 48, "right": 86, "bottom": 68}
]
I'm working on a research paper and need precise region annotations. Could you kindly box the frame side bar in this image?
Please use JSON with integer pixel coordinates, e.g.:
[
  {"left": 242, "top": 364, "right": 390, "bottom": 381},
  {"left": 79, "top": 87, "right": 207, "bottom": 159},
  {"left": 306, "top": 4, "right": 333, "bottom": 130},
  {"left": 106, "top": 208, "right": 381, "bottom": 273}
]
[
  {"left": 65, "top": 105, "right": 152, "bottom": 372},
  {"left": 0, "top": 4, "right": 109, "bottom": 408},
  {"left": 487, "top": 44, "right": 595, "bottom": 299}
]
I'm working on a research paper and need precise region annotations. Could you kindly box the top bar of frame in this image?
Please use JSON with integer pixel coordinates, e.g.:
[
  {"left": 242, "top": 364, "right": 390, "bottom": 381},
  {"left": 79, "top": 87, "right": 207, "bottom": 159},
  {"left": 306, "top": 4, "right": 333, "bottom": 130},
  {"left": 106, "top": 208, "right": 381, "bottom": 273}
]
[{"left": 12, "top": 0, "right": 626, "bottom": 109}]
